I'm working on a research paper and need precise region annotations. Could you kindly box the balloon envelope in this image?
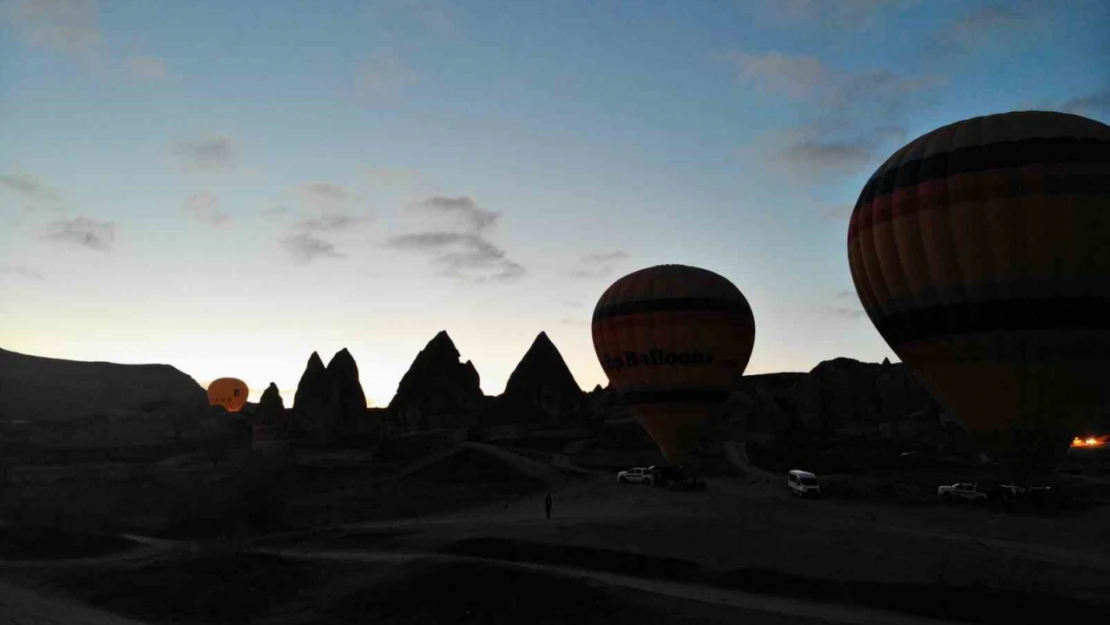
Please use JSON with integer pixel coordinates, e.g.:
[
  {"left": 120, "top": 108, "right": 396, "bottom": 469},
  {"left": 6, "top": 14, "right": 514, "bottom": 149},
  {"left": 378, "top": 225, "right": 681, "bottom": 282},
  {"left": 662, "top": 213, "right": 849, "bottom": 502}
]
[
  {"left": 592, "top": 264, "right": 755, "bottom": 464},
  {"left": 207, "top": 377, "right": 249, "bottom": 413},
  {"left": 847, "top": 110, "right": 1110, "bottom": 465}
]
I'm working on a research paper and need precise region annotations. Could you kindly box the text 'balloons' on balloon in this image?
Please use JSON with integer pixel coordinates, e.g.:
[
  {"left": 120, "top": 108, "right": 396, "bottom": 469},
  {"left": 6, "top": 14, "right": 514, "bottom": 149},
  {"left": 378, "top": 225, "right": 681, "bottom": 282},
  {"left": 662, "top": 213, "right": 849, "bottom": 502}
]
[
  {"left": 591, "top": 264, "right": 756, "bottom": 465},
  {"left": 207, "top": 377, "right": 249, "bottom": 413},
  {"left": 847, "top": 110, "right": 1110, "bottom": 467}
]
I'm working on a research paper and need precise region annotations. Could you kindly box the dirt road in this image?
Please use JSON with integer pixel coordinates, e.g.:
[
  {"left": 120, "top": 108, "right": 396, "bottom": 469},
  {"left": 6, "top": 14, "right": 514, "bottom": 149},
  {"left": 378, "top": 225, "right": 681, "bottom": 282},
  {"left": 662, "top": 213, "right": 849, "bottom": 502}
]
[{"left": 260, "top": 546, "right": 957, "bottom": 625}]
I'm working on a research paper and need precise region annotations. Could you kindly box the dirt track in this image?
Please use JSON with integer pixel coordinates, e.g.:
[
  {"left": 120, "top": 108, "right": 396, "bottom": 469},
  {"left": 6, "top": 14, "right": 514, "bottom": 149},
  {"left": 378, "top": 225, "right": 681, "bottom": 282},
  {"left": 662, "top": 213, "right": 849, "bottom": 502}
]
[{"left": 261, "top": 546, "right": 954, "bottom": 625}]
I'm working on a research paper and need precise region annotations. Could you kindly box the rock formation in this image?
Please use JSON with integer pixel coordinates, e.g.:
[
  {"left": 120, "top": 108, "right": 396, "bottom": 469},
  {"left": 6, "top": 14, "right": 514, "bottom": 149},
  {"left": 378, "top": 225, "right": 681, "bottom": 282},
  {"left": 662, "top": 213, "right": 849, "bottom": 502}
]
[
  {"left": 388, "top": 331, "right": 485, "bottom": 432},
  {"left": 590, "top": 356, "right": 971, "bottom": 458},
  {"left": 290, "top": 349, "right": 369, "bottom": 442},
  {"left": 483, "top": 332, "right": 585, "bottom": 427},
  {"left": 326, "top": 348, "right": 368, "bottom": 436},
  {"left": 256, "top": 382, "right": 286, "bottom": 422}
]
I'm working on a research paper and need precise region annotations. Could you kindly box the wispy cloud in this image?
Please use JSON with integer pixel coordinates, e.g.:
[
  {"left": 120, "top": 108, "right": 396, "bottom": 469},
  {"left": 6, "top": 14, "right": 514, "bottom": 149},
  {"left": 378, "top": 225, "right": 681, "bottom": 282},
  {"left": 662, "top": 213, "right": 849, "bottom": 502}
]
[
  {"left": 833, "top": 290, "right": 859, "bottom": 302},
  {"left": 935, "top": 1, "right": 1048, "bottom": 56},
  {"left": 755, "top": 0, "right": 918, "bottom": 29},
  {"left": 1060, "top": 90, "right": 1110, "bottom": 119},
  {"left": 354, "top": 50, "right": 417, "bottom": 102},
  {"left": 365, "top": 0, "right": 454, "bottom": 33},
  {"left": 410, "top": 196, "right": 499, "bottom": 232},
  {"left": 302, "top": 182, "right": 352, "bottom": 203},
  {"left": 560, "top": 317, "right": 588, "bottom": 327},
  {"left": 297, "top": 213, "right": 364, "bottom": 232},
  {"left": 44, "top": 215, "right": 115, "bottom": 252},
  {"left": 185, "top": 192, "right": 229, "bottom": 225},
  {"left": 570, "top": 251, "right": 629, "bottom": 279},
  {"left": 820, "top": 306, "right": 867, "bottom": 320},
  {"left": 0, "top": 172, "right": 62, "bottom": 209},
  {"left": 0, "top": 265, "right": 45, "bottom": 281},
  {"left": 281, "top": 232, "right": 345, "bottom": 263},
  {"left": 820, "top": 203, "right": 855, "bottom": 221},
  {"left": 262, "top": 205, "right": 291, "bottom": 218},
  {"left": 388, "top": 196, "right": 523, "bottom": 282},
  {"left": 385, "top": 231, "right": 525, "bottom": 282},
  {"left": 367, "top": 168, "right": 424, "bottom": 187},
  {"left": 172, "top": 135, "right": 237, "bottom": 173},
  {"left": 731, "top": 51, "right": 940, "bottom": 176},
  {"left": 7, "top": 0, "right": 101, "bottom": 56},
  {"left": 122, "top": 55, "right": 167, "bottom": 80}
]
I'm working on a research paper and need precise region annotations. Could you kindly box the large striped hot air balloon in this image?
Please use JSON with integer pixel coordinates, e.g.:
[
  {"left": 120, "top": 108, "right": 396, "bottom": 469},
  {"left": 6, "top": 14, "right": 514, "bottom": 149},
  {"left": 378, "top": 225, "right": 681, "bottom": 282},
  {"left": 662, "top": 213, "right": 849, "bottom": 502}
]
[
  {"left": 592, "top": 265, "right": 756, "bottom": 465},
  {"left": 207, "top": 377, "right": 249, "bottom": 413},
  {"left": 847, "top": 110, "right": 1110, "bottom": 470}
]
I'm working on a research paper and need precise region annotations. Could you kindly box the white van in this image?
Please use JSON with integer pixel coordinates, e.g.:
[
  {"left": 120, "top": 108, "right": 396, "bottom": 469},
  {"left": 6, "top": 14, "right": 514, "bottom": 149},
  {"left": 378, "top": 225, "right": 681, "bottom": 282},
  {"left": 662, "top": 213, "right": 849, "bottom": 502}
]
[{"left": 788, "top": 470, "right": 822, "bottom": 499}]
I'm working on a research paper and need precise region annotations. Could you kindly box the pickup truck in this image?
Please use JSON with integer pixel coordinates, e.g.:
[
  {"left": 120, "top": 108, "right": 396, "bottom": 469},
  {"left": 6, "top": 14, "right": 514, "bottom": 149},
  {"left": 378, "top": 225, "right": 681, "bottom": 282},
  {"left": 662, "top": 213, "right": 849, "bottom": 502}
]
[{"left": 937, "top": 482, "right": 987, "bottom": 504}]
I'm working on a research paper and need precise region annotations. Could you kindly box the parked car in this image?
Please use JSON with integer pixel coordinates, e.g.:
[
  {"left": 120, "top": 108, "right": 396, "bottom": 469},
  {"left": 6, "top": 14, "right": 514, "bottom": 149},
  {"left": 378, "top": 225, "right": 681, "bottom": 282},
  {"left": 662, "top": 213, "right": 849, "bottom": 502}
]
[
  {"left": 787, "top": 470, "right": 822, "bottom": 499},
  {"left": 617, "top": 467, "right": 655, "bottom": 486},
  {"left": 937, "top": 482, "right": 987, "bottom": 505}
]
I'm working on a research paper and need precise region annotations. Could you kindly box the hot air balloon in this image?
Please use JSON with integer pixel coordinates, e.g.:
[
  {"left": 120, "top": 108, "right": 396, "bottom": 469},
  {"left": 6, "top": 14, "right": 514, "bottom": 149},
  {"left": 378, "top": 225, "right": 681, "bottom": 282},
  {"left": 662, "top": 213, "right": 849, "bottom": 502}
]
[
  {"left": 847, "top": 110, "right": 1110, "bottom": 476},
  {"left": 207, "top": 377, "right": 249, "bottom": 413},
  {"left": 592, "top": 264, "right": 756, "bottom": 467}
]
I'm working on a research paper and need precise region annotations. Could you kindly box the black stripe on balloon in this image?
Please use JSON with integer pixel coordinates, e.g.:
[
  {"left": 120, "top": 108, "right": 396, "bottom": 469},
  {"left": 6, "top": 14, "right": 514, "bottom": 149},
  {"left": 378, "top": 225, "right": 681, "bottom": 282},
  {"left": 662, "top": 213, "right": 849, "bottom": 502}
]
[
  {"left": 875, "top": 296, "right": 1110, "bottom": 347},
  {"left": 857, "top": 136, "right": 1110, "bottom": 206},
  {"left": 593, "top": 298, "right": 752, "bottom": 322},
  {"left": 622, "top": 389, "right": 731, "bottom": 405}
]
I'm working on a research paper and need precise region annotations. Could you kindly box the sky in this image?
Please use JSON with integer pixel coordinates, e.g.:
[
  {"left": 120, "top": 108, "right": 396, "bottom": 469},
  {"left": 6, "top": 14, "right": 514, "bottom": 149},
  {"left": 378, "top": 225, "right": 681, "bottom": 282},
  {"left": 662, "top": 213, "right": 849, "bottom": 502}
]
[{"left": 1, "top": 0, "right": 1108, "bottom": 407}]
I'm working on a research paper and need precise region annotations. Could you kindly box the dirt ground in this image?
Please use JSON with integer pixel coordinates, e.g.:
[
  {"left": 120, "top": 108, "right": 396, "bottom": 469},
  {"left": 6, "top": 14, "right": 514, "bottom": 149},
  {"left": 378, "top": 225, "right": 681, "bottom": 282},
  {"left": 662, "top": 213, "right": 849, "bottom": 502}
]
[{"left": 5, "top": 448, "right": 1110, "bottom": 624}]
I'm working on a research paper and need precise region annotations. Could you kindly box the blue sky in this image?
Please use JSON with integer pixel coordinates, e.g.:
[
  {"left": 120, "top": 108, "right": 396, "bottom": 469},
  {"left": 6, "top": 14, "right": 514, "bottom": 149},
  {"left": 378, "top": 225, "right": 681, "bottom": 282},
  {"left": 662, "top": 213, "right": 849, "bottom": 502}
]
[{"left": 1, "top": 0, "right": 1108, "bottom": 406}]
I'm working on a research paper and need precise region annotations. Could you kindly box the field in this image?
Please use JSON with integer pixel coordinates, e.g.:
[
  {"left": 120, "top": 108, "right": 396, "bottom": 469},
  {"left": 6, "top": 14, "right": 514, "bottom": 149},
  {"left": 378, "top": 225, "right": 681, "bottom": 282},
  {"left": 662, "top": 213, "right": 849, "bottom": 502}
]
[{"left": 3, "top": 441, "right": 1110, "bottom": 624}]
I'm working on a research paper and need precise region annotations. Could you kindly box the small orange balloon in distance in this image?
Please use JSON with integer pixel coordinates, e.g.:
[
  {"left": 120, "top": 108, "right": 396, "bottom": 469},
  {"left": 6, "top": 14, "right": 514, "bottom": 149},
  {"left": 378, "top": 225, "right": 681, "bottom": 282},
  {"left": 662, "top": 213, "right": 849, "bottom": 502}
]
[
  {"left": 592, "top": 264, "right": 756, "bottom": 465},
  {"left": 848, "top": 110, "right": 1110, "bottom": 465},
  {"left": 207, "top": 377, "right": 249, "bottom": 413}
]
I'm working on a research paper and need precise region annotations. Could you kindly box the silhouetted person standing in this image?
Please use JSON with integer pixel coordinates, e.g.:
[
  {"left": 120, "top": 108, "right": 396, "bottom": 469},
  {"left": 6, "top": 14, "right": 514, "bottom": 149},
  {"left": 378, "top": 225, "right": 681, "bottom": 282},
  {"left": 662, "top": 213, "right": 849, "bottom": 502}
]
[{"left": 544, "top": 493, "right": 552, "bottom": 519}]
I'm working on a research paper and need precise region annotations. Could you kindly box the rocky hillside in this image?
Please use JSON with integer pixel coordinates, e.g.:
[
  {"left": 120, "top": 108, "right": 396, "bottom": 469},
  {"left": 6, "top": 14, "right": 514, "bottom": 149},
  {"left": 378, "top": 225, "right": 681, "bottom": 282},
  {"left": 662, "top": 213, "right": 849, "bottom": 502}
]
[
  {"left": 387, "top": 331, "right": 486, "bottom": 432},
  {"left": 0, "top": 347, "right": 256, "bottom": 533},
  {"left": 482, "top": 332, "right": 585, "bottom": 428},
  {"left": 290, "top": 348, "right": 369, "bottom": 442}
]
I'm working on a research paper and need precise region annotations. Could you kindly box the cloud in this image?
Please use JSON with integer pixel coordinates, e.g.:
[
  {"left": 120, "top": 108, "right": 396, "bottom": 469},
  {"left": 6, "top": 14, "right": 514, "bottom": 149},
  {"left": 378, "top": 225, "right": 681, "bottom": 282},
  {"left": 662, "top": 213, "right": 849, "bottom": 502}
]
[
  {"left": 833, "top": 290, "right": 859, "bottom": 301},
  {"left": 0, "top": 172, "right": 62, "bottom": 209},
  {"left": 297, "top": 213, "right": 364, "bottom": 232},
  {"left": 185, "top": 192, "right": 229, "bottom": 225},
  {"left": 281, "top": 232, "right": 345, "bottom": 263},
  {"left": 368, "top": 167, "right": 425, "bottom": 187},
  {"left": 355, "top": 50, "right": 417, "bottom": 102},
  {"left": 732, "top": 52, "right": 831, "bottom": 98},
  {"left": 122, "top": 55, "right": 166, "bottom": 80},
  {"left": 732, "top": 51, "right": 938, "bottom": 175},
  {"left": 0, "top": 265, "right": 45, "bottom": 280},
  {"left": 1060, "top": 91, "right": 1110, "bottom": 119},
  {"left": 410, "top": 196, "right": 499, "bottom": 232},
  {"left": 757, "top": 0, "right": 918, "bottom": 28},
  {"left": 303, "top": 182, "right": 352, "bottom": 203},
  {"left": 262, "top": 205, "right": 291, "bottom": 217},
  {"left": 570, "top": 251, "right": 629, "bottom": 279},
  {"left": 366, "top": 0, "right": 453, "bottom": 33},
  {"left": 936, "top": 1, "right": 1047, "bottom": 54},
  {"left": 820, "top": 306, "right": 868, "bottom": 320},
  {"left": 385, "top": 231, "right": 525, "bottom": 282},
  {"left": 820, "top": 203, "right": 855, "bottom": 221},
  {"left": 7, "top": 0, "right": 101, "bottom": 55},
  {"left": 560, "top": 318, "right": 588, "bottom": 327},
  {"left": 172, "top": 135, "right": 237, "bottom": 173},
  {"left": 44, "top": 215, "right": 115, "bottom": 252}
]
